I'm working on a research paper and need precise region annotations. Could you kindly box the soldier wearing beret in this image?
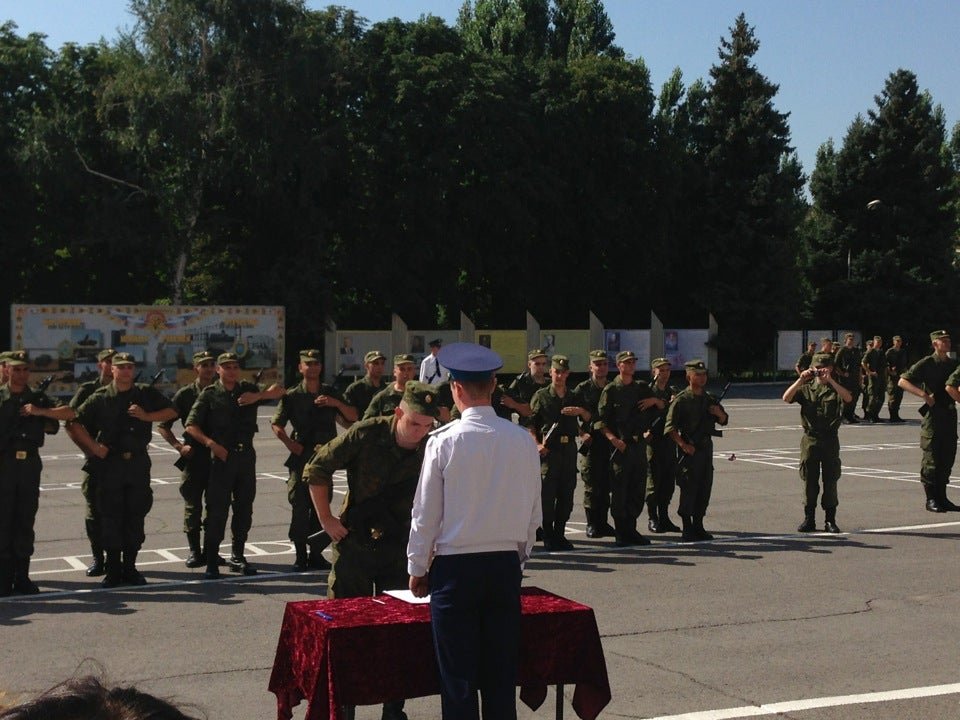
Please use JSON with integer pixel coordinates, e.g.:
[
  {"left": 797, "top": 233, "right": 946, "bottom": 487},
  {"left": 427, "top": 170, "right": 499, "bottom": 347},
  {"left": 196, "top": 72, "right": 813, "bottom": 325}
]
[
  {"left": 885, "top": 335, "right": 906, "bottom": 422},
  {"left": 305, "top": 380, "right": 439, "bottom": 720},
  {"left": 861, "top": 336, "right": 885, "bottom": 423},
  {"left": 597, "top": 350, "right": 657, "bottom": 546},
  {"left": 342, "top": 351, "right": 387, "bottom": 423},
  {"left": 664, "top": 360, "right": 728, "bottom": 542},
  {"left": 502, "top": 349, "right": 550, "bottom": 425},
  {"left": 782, "top": 353, "right": 852, "bottom": 533},
  {"left": 71, "top": 353, "right": 177, "bottom": 587},
  {"left": 834, "top": 333, "right": 863, "bottom": 423},
  {"left": 646, "top": 358, "right": 682, "bottom": 534},
  {"left": 64, "top": 348, "right": 116, "bottom": 576},
  {"left": 157, "top": 350, "right": 219, "bottom": 568},
  {"left": 899, "top": 330, "right": 960, "bottom": 513},
  {"left": 184, "top": 352, "right": 284, "bottom": 579},
  {"left": 362, "top": 354, "right": 417, "bottom": 420},
  {"left": 0, "top": 351, "right": 76, "bottom": 595},
  {"left": 573, "top": 350, "right": 615, "bottom": 538},
  {"left": 271, "top": 349, "right": 356, "bottom": 571},
  {"left": 529, "top": 355, "right": 590, "bottom": 551}
]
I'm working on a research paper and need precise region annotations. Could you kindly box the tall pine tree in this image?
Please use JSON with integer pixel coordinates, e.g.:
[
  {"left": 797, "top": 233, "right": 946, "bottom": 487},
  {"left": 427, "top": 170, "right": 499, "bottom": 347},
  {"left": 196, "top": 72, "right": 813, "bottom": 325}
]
[{"left": 685, "top": 15, "right": 805, "bottom": 371}]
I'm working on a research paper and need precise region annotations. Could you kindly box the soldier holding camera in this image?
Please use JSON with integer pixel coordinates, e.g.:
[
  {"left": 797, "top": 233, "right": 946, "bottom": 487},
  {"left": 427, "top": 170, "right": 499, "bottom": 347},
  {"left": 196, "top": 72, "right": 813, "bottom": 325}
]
[{"left": 783, "top": 353, "right": 852, "bottom": 533}]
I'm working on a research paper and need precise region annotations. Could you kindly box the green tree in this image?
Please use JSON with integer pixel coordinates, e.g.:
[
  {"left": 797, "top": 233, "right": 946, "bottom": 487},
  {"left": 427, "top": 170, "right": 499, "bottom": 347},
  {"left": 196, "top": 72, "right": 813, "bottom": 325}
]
[
  {"left": 803, "top": 69, "right": 960, "bottom": 339},
  {"left": 685, "top": 14, "right": 805, "bottom": 370}
]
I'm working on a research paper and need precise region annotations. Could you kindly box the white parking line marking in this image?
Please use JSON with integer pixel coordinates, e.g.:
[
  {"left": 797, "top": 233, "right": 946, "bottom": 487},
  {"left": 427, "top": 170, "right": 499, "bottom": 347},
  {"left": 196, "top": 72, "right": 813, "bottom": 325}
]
[{"left": 641, "top": 681, "right": 960, "bottom": 719}]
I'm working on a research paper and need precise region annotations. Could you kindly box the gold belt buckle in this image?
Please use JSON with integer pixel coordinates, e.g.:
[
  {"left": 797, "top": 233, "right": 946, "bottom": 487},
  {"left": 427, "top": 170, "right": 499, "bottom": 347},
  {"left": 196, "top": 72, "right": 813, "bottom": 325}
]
[
  {"left": 121, "top": 451, "right": 133, "bottom": 460},
  {"left": 369, "top": 528, "right": 383, "bottom": 541},
  {"left": 15, "top": 450, "right": 27, "bottom": 460},
  {"left": 560, "top": 435, "right": 569, "bottom": 444}
]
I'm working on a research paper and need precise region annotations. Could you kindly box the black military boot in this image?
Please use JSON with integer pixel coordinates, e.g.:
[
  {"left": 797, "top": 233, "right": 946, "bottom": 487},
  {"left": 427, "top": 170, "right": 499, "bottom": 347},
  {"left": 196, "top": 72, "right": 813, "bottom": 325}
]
[
  {"left": 824, "top": 508, "right": 840, "bottom": 534},
  {"left": 680, "top": 516, "right": 698, "bottom": 543},
  {"left": 657, "top": 503, "right": 682, "bottom": 533},
  {"left": 228, "top": 541, "right": 257, "bottom": 575},
  {"left": 888, "top": 411, "right": 904, "bottom": 423},
  {"left": 292, "top": 541, "right": 310, "bottom": 572},
  {"left": 86, "top": 533, "right": 105, "bottom": 576},
  {"left": 693, "top": 516, "right": 714, "bottom": 541},
  {"left": 938, "top": 485, "right": 960, "bottom": 512},
  {"left": 185, "top": 530, "right": 205, "bottom": 568},
  {"left": 924, "top": 484, "right": 946, "bottom": 513},
  {"left": 646, "top": 499, "right": 660, "bottom": 533},
  {"left": 797, "top": 507, "right": 816, "bottom": 532},
  {"left": 121, "top": 550, "right": 146, "bottom": 586},
  {"left": 0, "top": 559, "right": 14, "bottom": 597},
  {"left": 101, "top": 550, "right": 124, "bottom": 588},
  {"left": 552, "top": 519, "right": 574, "bottom": 551},
  {"left": 122, "top": 549, "right": 147, "bottom": 586},
  {"left": 12, "top": 558, "right": 40, "bottom": 595}
]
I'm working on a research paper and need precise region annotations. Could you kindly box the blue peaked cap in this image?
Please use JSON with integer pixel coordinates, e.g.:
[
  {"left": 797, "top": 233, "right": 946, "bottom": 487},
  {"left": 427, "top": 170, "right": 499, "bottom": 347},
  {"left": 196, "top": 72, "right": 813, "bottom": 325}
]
[{"left": 438, "top": 342, "right": 503, "bottom": 381}]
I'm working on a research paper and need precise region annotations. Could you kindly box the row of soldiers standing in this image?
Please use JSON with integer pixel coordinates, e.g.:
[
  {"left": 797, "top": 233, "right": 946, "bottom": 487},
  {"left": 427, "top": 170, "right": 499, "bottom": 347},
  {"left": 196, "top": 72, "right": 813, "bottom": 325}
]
[
  {"left": 507, "top": 348, "right": 728, "bottom": 548},
  {"left": 0, "top": 342, "right": 728, "bottom": 595}
]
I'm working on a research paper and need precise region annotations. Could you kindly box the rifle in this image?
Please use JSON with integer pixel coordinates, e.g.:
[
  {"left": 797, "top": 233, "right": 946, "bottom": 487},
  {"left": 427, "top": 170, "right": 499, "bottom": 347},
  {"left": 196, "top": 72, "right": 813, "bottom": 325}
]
[
  {"left": 676, "top": 381, "right": 731, "bottom": 467},
  {"left": 34, "top": 375, "right": 58, "bottom": 393}
]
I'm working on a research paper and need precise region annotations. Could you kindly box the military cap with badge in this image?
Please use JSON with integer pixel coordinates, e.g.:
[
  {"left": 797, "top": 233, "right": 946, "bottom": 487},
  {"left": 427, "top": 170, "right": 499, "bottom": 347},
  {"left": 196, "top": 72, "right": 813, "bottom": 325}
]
[{"left": 299, "top": 349, "right": 322, "bottom": 363}]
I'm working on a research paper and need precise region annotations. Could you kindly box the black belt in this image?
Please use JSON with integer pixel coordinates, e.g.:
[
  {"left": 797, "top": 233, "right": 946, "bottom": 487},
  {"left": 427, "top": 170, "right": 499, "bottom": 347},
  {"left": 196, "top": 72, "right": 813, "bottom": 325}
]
[
  {"left": 4, "top": 447, "right": 38, "bottom": 460},
  {"left": 230, "top": 442, "right": 252, "bottom": 452}
]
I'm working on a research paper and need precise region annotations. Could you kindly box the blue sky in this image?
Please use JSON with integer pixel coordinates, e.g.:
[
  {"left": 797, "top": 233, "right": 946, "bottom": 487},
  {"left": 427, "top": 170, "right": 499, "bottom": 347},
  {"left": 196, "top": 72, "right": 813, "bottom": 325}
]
[{"left": 3, "top": 0, "right": 959, "bottom": 185}]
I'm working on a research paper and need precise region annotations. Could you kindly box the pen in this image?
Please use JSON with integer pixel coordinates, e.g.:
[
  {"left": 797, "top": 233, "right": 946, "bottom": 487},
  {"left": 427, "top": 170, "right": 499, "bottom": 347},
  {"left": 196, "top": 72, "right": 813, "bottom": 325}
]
[{"left": 314, "top": 610, "right": 334, "bottom": 621}]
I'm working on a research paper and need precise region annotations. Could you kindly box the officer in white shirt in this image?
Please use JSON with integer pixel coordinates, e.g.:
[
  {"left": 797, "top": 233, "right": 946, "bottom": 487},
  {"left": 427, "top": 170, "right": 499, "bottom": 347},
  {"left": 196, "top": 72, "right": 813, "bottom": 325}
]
[
  {"left": 418, "top": 338, "right": 446, "bottom": 384},
  {"left": 407, "top": 342, "right": 541, "bottom": 720}
]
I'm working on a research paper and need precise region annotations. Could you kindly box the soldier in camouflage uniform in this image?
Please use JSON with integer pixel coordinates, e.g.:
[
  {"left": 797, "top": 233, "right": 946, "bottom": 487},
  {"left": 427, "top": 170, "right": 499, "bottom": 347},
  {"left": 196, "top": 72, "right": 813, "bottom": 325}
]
[
  {"left": 597, "top": 351, "right": 657, "bottom": 547},
  {"left": 645, "top": 358, "right": 682, "bottom": 534},
  {"left": 861, "top": 336, "right": 885, "bottom": 423},
  {"left": 899, "top": 330, "right": 960, "bottom": 513},
  {"left": 71, "top": 353, "right": 177, "bottom": 587},
  {"left": 304, "top": 381, "right": 439, "bottom": 720},
  {"left": 64, "top": 348, "right": 116, "bottom": 576},
  {"left": 157, "top": 350, "right": 218, "bottom": 568},
  {"left": 885, "top": 335, "right": 907, "bottom": 422},
  {"left": 185, "top": 352, "right": 284, "bottom": 579},
  {"left": 783, "top": 353, "right": 852, "bottom": 533},
  {"left": 529, "top": 355, "right": 590, "bottom": 551},
  {"left": 271, "top": 349, "right": 356, "bottom": 571},
  {"left": 0, "top": 351, "right": 75, "bottom": 595},
  {"left": 342, "top": 350, "right": 386, "bottom": 423},
  {"left": 502, "top": 349, "right": 550, "bottom": 425},
  {"left": 665, "top": 360, "right": 729, "bottom": 542},
  {"left": 362, "top": 354, "right": 417, "bottom": 420},
  {"left": 795, "top": 341, "right": 817, "bottom": 376},
  {"left": 572, "top": 350, "right": 614, "bottom": 538},
  {"left": 834, "top": 333, "right": 863, "bottom": 423}
]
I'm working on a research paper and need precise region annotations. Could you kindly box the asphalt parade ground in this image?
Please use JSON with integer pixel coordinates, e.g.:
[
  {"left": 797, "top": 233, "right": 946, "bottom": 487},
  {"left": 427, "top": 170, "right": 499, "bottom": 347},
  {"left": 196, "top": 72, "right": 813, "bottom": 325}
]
[{"left": 2, "top": 385, "right": 960, "bottom": 719}]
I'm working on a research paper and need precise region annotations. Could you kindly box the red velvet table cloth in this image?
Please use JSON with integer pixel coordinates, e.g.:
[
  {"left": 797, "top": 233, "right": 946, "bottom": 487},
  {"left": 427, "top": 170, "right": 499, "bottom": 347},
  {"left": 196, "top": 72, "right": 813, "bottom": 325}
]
[{"left": 269, "top": 586, "right": 611, "bottom": 720}]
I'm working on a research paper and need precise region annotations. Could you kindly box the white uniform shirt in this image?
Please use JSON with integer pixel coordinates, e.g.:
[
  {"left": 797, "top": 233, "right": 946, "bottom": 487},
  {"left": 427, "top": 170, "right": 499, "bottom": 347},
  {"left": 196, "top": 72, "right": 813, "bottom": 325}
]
[
  {"left": 419, "top": 354, "right": 446, "bottom": 384},
  {"left": 407, "top": 405, "right": 542, "bottom": 578}
]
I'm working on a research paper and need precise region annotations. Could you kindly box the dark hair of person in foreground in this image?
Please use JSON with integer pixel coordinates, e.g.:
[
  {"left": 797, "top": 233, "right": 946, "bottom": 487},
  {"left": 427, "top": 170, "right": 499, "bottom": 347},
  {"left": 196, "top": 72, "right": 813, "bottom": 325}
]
[{"left": 0, "top": 675, "right": 201, "bottom": 720}]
